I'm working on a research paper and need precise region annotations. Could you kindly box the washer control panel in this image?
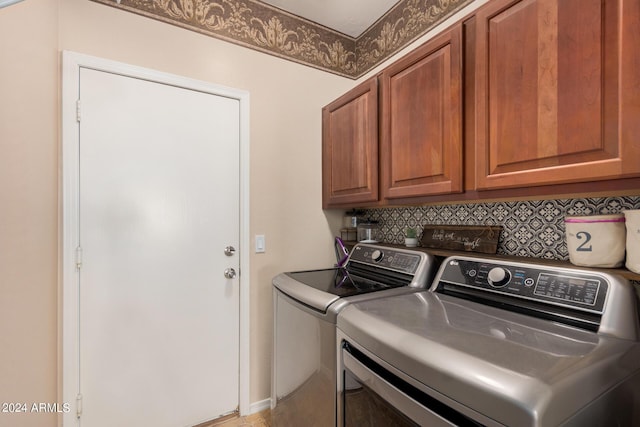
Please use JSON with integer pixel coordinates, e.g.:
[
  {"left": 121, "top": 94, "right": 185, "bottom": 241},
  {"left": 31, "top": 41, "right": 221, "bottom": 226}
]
[
  {"left": 348, "top": 244, "right": 423, "bottom": 275},
  {"left": 436, "top": 257, "right": 608, "bottom": 314}
]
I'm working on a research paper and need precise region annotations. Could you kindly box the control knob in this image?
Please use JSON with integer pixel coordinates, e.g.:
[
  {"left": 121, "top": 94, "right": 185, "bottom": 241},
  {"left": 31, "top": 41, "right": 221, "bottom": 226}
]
[
  {"left": 488, "top": 267, "right": 511, "bottom": 288},
  {"left": 371, "top": 250, "right": 384, "bottom": 262}
]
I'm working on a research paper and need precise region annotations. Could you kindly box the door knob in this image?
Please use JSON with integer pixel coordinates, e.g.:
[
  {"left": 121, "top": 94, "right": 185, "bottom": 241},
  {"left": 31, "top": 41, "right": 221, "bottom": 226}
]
[
  {"left": 224, "top": 268, "right": 237, "bottom": 279},
  {"left": 224, "top": 246, "right": 236, "bottom": 256}
]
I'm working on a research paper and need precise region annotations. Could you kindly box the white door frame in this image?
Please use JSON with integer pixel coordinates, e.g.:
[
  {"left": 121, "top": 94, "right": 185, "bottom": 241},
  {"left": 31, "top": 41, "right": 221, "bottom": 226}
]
[{"left": 60, "top": 51, "right": 251, "bottom": 424}]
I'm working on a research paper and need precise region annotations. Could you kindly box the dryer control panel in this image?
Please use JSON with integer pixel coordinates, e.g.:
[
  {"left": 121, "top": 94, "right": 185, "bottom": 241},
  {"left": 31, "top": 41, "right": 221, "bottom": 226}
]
[
  {"left": 348, "top": 244, "right": 423, "bottom": 275},
  {"left": 435, "top": 257, "right": 609, "bottom": 315}
]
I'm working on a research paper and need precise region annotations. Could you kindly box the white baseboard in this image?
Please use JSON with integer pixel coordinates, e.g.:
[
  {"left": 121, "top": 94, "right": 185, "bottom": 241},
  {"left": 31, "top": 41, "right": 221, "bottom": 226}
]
[{"left": 247, "top": 398, "right": 271, "bottom": 415}]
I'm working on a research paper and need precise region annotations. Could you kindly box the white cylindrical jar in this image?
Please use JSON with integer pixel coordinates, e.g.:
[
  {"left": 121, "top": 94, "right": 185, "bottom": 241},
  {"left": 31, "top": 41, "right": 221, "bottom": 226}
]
[
  {"left": 565, "top": 214, "right": 626, "bottom": 268},
  {"left": 624, "top": 210, "right": 640, "bottom": 274}
]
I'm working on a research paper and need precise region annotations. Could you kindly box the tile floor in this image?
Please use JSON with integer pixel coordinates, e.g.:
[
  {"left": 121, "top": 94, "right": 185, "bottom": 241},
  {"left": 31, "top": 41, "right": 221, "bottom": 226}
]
[{"left": 195, "top": 409, "right": 271, "bottom": 427}]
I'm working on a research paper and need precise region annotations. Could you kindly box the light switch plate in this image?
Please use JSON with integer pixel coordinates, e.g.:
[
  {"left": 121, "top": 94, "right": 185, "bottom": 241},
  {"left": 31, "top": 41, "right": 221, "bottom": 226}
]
[{"left": 255, "top": 235, "right": 265, "bottom": 253}]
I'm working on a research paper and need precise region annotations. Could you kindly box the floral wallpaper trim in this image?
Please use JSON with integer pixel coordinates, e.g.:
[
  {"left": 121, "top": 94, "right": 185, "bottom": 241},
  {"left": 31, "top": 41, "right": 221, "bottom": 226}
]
[
  {"left": 356, "top": 0, "right": 470, "bottom": 73},
  {"left": 90, "top": 0, "right": 473, "bottom": 78}
]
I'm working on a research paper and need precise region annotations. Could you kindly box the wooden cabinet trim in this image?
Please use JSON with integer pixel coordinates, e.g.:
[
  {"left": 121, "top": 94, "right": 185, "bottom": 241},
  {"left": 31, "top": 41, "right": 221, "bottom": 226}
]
[
  {"left": 620, "top": 0, "right": 640, "bottom": 175},
  {"left": 322, "top": 77, "right": 379, "bottom": 208},
  {"left": 380, "top": 24, "right": 464, "bottom": 200},
  {"left": 322, "top": 0, "right": 639, "bottom": 209},
  {"left": 472, "top": 0, "right": 640, "bottom": 191}
]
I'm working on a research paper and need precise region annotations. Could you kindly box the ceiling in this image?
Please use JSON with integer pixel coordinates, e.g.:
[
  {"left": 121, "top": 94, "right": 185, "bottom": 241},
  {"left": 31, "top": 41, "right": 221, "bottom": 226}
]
[{"left": 261, "top": 0, "right": 400, "bottom": 37}]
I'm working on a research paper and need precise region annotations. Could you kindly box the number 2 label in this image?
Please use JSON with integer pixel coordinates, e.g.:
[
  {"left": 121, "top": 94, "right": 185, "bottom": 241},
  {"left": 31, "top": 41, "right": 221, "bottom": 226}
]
[{"left": 576, "top": 231, "right": 592, "bottom": 252}]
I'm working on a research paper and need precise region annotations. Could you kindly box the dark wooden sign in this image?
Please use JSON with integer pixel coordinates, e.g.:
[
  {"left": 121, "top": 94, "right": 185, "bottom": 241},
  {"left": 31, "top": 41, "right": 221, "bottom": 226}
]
[{"left": 421, "top": 225, "right": 502, "bottom": 254}]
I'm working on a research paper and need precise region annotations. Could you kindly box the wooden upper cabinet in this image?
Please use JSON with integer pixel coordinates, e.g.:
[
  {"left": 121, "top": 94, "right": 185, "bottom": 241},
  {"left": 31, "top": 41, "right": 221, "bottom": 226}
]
[
  {"left": 473, "top": 0, "right": 640, "bottom": 190},
  {"left": 322, "top": 78, "right": 378, "bottom": 208},
  {"left": 380, "top": 25, "right": 464, "bottom": 199}
]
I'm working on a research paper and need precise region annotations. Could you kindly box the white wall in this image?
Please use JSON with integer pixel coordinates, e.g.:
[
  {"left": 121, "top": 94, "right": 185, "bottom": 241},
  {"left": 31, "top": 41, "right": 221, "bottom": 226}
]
[{"left": 0, "top": 1, "right": 59, "bottom": 426}]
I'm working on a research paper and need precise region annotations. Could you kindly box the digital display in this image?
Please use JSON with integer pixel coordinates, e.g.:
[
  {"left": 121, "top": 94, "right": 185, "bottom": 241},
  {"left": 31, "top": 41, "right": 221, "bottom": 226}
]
[
  {"left": 389, "top": 254, "right": 420, "bottom": 272},
  {"left": 534, "top": 273, "right": 601, "bottom": 306},
  {"left": 569, "top": 278, "right": 586, "bottom": 286}
]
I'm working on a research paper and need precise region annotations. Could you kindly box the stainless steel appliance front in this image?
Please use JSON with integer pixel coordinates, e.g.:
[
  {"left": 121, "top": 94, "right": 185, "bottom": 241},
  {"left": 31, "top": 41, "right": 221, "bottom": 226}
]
[
  {"left": 337, "top": 256, "right": 640, "bottom": 427},
  {"left": 271, "top": 244, "right": 437, "bottom": 426}
]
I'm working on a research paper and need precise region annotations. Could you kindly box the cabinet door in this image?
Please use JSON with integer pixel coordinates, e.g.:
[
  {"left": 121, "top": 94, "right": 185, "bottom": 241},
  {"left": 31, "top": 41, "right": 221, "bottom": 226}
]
[
  {"left": 322, "top": 78, "right": 379, "bottom": 208},
  {"left": 380, "top": 25, "right": 463, "bottom": 199},
  {"left": 473, "top": 0, "right": 640, "bottom": 190}
]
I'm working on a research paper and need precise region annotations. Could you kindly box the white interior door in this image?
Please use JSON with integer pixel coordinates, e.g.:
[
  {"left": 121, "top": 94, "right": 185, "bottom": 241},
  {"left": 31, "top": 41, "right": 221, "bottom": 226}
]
[{"left": 77, "top": 67, "right": 240, "bottom": 427}]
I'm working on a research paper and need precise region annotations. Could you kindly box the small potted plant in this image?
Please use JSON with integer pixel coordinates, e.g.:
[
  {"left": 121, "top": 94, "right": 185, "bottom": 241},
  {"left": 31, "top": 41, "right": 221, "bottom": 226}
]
[{"left": 404, "top": 227, "right": 419, "bottom": 247}]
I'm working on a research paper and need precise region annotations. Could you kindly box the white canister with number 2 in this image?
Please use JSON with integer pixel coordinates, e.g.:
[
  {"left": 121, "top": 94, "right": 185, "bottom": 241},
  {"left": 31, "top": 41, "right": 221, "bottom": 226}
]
[
  {"left": 624, "top": 210, "right": 640, "bottom": 274},
  {"left": 565, "top": 214, "right": 626, "bottom": 268}
]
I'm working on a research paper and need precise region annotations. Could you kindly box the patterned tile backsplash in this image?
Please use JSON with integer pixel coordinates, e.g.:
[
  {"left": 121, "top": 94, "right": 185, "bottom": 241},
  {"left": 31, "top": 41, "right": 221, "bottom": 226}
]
[{"left": 361, "top": 195, "right": 640, "bottom": 260}]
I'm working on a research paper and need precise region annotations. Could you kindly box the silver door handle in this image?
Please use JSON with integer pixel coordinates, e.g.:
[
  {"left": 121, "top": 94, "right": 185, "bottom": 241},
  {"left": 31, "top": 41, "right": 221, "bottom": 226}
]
[
  {"left": 224, "top": 268, "right": 237, "bottom": 279},
  {"left": 224, "top": 246, "right": 236, "bottom": 256}
]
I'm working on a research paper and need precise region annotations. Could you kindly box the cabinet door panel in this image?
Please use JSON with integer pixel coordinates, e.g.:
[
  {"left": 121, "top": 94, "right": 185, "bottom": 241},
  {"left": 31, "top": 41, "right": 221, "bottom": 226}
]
[
  {"left": 381, "top": 25, "right": 463, "bottom": 199},
  {"left": 474, "top": 0, "right": 640, "bottom": 189},
  {"left": 322, "top": 78, "right": 378, "bottom": 207}
]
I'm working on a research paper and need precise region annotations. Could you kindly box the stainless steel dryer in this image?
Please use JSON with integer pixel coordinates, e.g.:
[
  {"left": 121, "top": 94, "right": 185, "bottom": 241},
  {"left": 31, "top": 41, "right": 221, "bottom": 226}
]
[
  {"left": 271, "top": 244, "right": 437, "bottom": 427},
  {"left": 337, "top": 255, "right": 640, "bottom": 426}
]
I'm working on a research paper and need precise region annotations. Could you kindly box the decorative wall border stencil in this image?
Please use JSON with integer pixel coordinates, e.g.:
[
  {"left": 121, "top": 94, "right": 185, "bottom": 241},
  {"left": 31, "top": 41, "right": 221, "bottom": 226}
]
[
  {"left": 90, "top": 0, "right": 473, "bottom": 78},
  {"left": 356, "top": 0, "right": 470, "bottom": 73}
]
